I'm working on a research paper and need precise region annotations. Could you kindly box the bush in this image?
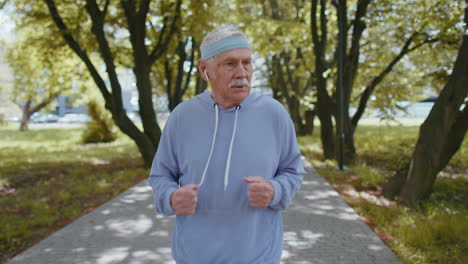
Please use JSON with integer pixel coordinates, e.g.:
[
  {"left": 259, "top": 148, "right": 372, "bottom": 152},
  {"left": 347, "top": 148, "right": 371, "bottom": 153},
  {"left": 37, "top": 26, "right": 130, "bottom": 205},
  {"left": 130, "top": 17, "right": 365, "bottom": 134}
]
[{"left": 81, "top": 101, "right": 117, "bottom": 143}]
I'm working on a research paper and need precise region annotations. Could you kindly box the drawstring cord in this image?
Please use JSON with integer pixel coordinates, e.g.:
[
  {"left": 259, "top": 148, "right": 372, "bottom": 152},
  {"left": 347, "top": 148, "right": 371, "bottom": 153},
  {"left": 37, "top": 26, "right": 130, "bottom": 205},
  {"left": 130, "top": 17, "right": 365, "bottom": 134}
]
[
  {"left": 224, "top": 105, "right": 240, "bottom": 190},
  {"left": 199, "top": 104, "right": 240, "bottom": 191},
  {"left": 199, "top": 103, "right": 219, "bottom": 187}
]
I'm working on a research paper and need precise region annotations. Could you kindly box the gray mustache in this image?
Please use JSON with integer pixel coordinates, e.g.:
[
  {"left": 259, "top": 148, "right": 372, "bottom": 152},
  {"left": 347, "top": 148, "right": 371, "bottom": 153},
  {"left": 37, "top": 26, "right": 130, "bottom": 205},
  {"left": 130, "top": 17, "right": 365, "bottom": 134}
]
[{"left": 228, "top": 79, "right": 249, "bottom": 88}]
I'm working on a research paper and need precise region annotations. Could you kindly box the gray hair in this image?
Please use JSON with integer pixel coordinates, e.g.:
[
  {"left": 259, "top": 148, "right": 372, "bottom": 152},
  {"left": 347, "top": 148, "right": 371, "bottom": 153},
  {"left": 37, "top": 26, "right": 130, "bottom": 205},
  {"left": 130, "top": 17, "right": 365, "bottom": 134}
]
[{"left": 200, "top": 24, "right": 247, "bottom": 52}]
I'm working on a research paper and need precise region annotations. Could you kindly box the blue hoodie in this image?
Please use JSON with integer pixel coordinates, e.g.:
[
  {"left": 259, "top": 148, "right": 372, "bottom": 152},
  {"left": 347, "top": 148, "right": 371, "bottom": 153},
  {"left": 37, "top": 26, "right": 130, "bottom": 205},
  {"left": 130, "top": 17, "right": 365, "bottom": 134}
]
[{"left": 149, "top": 90, "right": 305, "bottom": 263}]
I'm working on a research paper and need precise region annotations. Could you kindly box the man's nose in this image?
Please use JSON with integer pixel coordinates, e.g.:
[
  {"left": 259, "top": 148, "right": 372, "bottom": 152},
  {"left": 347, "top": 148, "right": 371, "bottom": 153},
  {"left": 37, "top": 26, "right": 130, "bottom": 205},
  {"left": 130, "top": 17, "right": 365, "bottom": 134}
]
[{"left": 233, "top": 63, "right": 247, "bottom": 78}]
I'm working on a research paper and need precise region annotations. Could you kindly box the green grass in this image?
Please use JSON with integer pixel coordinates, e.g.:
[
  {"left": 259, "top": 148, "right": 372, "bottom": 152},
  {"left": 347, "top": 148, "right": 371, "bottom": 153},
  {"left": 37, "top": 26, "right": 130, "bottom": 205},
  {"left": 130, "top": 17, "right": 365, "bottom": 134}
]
[
  {"left": 1, "top": 122, "right": 467, "bottom": 263},
  {"left": 0, "top": 124, "right": 147, "bottom": 263},
  {"left": 299, "top": 124, "right": 468, "bottom": 264}
]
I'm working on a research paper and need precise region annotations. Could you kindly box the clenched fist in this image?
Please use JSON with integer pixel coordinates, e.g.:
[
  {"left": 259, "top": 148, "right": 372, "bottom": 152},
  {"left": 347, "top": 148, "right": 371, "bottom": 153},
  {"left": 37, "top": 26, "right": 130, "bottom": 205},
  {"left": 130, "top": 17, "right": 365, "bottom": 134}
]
[
  {"left": 244, "top": 176, "right": 274, "bottom": 208},
  {"left": 170, "top": 184, "right": 198, "bottom": 216}
]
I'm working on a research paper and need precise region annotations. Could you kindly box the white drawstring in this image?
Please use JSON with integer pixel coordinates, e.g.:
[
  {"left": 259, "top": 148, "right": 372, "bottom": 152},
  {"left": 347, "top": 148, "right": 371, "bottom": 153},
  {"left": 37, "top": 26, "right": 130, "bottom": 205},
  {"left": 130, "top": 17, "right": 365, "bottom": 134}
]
[
  {"left": 224, "top": 105, "right": 240, "bottom": 190},
  {"left": 199, "top": 104, "right": 240, "bottom": 190},
  {"left": 199, "top": 104, "right": 219, "bottom": 187}
]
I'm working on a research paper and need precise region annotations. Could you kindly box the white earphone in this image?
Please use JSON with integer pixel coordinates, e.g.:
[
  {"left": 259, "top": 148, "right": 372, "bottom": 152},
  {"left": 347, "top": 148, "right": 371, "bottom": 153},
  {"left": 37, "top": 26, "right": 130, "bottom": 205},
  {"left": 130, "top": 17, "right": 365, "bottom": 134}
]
[{"left": 204, "top": 70, "right": 209, "bottom": 81}]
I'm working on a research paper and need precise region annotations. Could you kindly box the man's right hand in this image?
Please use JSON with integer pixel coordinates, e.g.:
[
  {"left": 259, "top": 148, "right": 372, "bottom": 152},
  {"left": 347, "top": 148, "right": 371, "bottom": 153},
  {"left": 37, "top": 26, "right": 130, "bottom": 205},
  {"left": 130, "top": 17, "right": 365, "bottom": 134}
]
[{"left": 170, "top": 184, "right": 199, "bottom": 216}]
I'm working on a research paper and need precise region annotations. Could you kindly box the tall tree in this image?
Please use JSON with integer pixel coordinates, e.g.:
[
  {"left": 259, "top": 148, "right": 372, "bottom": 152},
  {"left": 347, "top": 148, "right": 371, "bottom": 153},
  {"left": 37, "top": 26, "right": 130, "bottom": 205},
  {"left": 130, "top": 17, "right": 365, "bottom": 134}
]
[
  {"left": 242, "top": 0, "right": 315, "bottom": 135},
  {"left": 311, "top": 0, "right": 336, "bottom": 158},
  {"left": 163, "top": 36, "right": 196, "bottom": 111},
  {"left": 323, "top": 0, "right": 460, "bottom": 163},
  {"left": 234, "top": 0, "right": 463, "bottom": 163},
  {"left": 5, "top": 26, "right": 80, "bottom": 131},
  {"left": 38, "top": 0, "right": 183, "bottom": 167},
  {"left": 384, "top": 3, "right": 468, "bottom": 203},
  {"left": 269, "top": 50, "right": 314, "bottom": 135}
]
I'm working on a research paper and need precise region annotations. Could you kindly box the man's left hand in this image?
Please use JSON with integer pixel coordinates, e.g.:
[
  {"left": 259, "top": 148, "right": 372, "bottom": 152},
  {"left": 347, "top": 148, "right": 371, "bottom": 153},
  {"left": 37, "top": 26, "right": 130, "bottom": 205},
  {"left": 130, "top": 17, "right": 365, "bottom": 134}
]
[{"left": 244, "top": 176, "right": 274, "bottom": 208}]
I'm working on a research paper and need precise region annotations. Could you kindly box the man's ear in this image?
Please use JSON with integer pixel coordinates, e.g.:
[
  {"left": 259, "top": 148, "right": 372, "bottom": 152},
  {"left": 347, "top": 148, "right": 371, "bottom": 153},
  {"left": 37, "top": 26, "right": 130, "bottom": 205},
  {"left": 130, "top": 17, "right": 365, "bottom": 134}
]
[{"left": 198, "top": 59, "right": 209, "bottom": 81}]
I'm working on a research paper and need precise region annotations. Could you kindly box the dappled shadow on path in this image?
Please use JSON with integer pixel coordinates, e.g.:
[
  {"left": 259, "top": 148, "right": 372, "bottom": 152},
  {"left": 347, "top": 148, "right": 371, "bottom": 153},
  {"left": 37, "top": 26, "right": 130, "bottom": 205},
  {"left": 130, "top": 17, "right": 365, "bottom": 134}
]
[
  {"left": 8, "top": 166, "right": 401, "bottom": 264},
  {"left": 280, "top": 166, "right": 401, "bottom": 264},
  {"left": 8, "top": 182, "right": 175, "bottom": 264}
]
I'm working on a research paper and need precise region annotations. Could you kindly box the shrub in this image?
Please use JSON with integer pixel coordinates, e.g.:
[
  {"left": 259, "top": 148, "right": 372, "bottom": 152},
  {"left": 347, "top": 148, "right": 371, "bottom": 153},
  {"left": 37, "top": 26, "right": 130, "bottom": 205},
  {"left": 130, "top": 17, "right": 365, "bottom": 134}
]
[
  {"left": 81, "top": 101, "right": 117, "bottom": 143},
  {"left": 351, "top": 163, "right": 385, "bottom": 190}
]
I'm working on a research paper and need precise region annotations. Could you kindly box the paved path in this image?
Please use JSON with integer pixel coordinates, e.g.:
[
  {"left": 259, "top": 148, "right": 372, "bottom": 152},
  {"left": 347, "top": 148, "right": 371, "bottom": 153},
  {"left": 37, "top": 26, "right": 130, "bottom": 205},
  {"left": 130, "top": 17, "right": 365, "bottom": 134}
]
[{"left": 7, "top": 163, "right": 401, "bottom": 264}]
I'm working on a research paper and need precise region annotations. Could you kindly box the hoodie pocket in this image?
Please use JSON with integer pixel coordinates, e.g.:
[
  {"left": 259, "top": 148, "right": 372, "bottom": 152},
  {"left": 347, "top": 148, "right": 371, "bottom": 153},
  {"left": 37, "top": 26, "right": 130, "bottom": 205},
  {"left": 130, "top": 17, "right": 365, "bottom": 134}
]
[{"left": 174, "top": 209, "right": 277, "bottom": 263}]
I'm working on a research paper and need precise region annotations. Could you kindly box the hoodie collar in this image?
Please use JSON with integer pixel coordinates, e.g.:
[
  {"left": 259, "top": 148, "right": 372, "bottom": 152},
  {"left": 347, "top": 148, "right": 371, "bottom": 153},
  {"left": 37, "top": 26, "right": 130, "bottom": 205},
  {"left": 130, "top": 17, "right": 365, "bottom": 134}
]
[{"left": 198, "top": 89, "right": 257, "bottom": 111}]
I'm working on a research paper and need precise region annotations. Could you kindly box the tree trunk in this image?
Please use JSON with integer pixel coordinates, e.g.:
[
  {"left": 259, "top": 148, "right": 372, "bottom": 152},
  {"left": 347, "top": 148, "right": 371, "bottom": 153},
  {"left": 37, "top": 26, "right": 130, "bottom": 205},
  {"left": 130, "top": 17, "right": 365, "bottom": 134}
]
[
  {"left": 19, "top": 96, "right": 57, "bottom": 132},
  {"left": 342, "top": 114, "right": 356, "bottom": 164},
  {"left": 316, "top": 94, "right": 336, "bottom": 159},
  {"left": 116, "top": 116, "right": 159, "bottom": 166},
  {"left": 397, "top": 8, "right": 468, "bottom": 203},
  {"left": 288, "top": 95, "right": 306, "bottom": 135},
  {"left": 44, "top": 0, "right": 181, "bottom": 167},
  {"left": 20, "top": 109, "right": 31, "bottom": 131},
  {"left": 267, "top": 56, "right": 282, "bottom": 102},
  {"left": 167, "top": 37, "right": 196, "bottom": 111},
  {"left": 20, "top": 102, "right": 32, "bottom": 131},
  {"left": 382, "top": 164, "right": 410, "bottom": 199},
  {"left": 311, "top": 0, "right": 336, "bottom": 159},
  {"left": 195, "top": 73, "right": 207, "bottom": 95},
  {"left": 303, "top": 109, "right": 316, "bottom": 135},
  {"left": 341, "top": 0, "right": 371, "bottom": 163}
]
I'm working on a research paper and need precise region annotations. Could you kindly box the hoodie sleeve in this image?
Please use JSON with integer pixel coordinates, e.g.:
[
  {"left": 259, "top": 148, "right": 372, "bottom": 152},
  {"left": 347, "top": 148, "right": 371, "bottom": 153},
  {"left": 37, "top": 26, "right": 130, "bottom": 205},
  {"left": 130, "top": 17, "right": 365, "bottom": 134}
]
[
  {"left": 148, "top": 111, "right": 180, "bottom": 216},
  {"left": 268, "top": 107, "right": 305, "bottom": 211}
]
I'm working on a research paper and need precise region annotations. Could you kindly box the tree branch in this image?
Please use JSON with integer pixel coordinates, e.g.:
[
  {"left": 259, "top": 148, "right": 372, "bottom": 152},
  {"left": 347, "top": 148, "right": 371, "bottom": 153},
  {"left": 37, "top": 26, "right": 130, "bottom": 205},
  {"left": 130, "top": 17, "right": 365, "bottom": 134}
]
[
  {"left": 103, "top": 0, "right": 110, "bottom": 17},
  {"left": 164, "top": 60, "right": 172, "bottom": 99},
  {"left": 43, "top": 0, "right": 111, "bottom": 100},
  {"left": 275, "top": 55, "right": 290, "bottom": 102},
  {"left": 150, "top": 16, "right": 168, "bottom": 59},
  {"left": 139, "top": 0, "right": 150, "bottom": 17},
  {"left": 344, "top": 0, "right": 370, "bottom": 109},
  {"left": 149, "top": 0, "right": 182, "bottom": 64},
  {"left": 0, "top": 0, "right": 7, "bottom": 9},
  {"left": 347, "top": 0, "right": 370, "bottom": 76},
  {"left": 311, "top": 0, "right": 320, "bottom": 50},
  {"left": 85, "top": 0, "right": 124, "bottom": 114},
  {"left": 319, "top": 0, "right": 327, "bottom": 50},
  {"left": 351, "top": 32, "right": 440, "bottom": 127},
  {"left": 182, "top": 37, "right": 196, "bottom": 96}
]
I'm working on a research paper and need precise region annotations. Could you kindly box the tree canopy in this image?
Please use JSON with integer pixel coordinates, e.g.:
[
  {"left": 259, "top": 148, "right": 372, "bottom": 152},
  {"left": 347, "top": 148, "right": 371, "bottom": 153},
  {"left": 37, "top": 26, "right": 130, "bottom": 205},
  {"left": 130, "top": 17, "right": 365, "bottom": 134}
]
[{"left": 2, "top": 0, "right": 466, "bottom": 177}]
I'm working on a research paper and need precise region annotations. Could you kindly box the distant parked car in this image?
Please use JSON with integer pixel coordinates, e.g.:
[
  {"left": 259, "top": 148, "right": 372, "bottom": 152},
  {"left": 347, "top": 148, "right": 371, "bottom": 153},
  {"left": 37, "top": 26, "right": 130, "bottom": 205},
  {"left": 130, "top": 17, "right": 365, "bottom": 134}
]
[
  {"left": 57, "top": 113, "right": 90, "bottom": 124},
  {"left": 44, "top": 114, "right": 60, "bottom": 123},
  {"left": 31, "top": 113, "right": 61, "bottom": 123},
  {"left": 30, "top": 112, "right": 47, "bottom": 123}
]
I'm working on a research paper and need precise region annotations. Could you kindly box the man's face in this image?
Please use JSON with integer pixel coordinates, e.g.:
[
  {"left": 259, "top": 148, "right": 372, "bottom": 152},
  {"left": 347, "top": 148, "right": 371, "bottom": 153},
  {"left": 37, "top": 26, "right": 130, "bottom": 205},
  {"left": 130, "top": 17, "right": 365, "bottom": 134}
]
[{"left": 202, "top": 48, "right": 253, "bottom": 108}]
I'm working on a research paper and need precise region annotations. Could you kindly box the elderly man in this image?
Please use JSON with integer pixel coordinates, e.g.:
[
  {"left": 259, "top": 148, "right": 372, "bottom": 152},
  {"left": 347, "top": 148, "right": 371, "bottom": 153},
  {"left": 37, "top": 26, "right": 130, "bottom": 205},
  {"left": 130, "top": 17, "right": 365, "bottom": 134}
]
[{"left": 149, "top": 25, "right": 305, "bottom": 263}]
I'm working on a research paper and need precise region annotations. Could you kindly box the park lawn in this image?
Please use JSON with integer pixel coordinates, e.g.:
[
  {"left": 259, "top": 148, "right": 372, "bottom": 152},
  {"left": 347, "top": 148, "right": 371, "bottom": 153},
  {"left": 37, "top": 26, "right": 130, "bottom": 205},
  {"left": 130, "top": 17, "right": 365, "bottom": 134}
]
[
  {"left": 1, "top": 122, "right": 466, "bottom": 264},
  {"left": 299, "top": 124, "right": 468, "bottom": 264},
  {"left": 0, "top": 125, "right": 147, "bottom": 263}
]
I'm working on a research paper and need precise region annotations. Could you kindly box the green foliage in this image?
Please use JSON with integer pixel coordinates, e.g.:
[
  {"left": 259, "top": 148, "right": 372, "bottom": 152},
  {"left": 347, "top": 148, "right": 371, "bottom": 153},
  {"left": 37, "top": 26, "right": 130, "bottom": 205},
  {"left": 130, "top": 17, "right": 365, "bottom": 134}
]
[
  {"left": 359, "top": 0, "right": 464, "bottom": 115},
  {"left": 350, "top": 163, "right": 385, "bottom": 190},
  {"left": 4, "top": 6, "right": 87, "bottom": 114},
  {"left": 299, "top": 122, "right": 468, "bottom": 264},
  {"left": 355, "top": 125, "right": 417, "bottom": 171},
  {"left": 0, "top": 126, "right": 145, "bottom": 262},
  {"left": 81, "top": 101, "right": 117, "bottom": 144}
]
